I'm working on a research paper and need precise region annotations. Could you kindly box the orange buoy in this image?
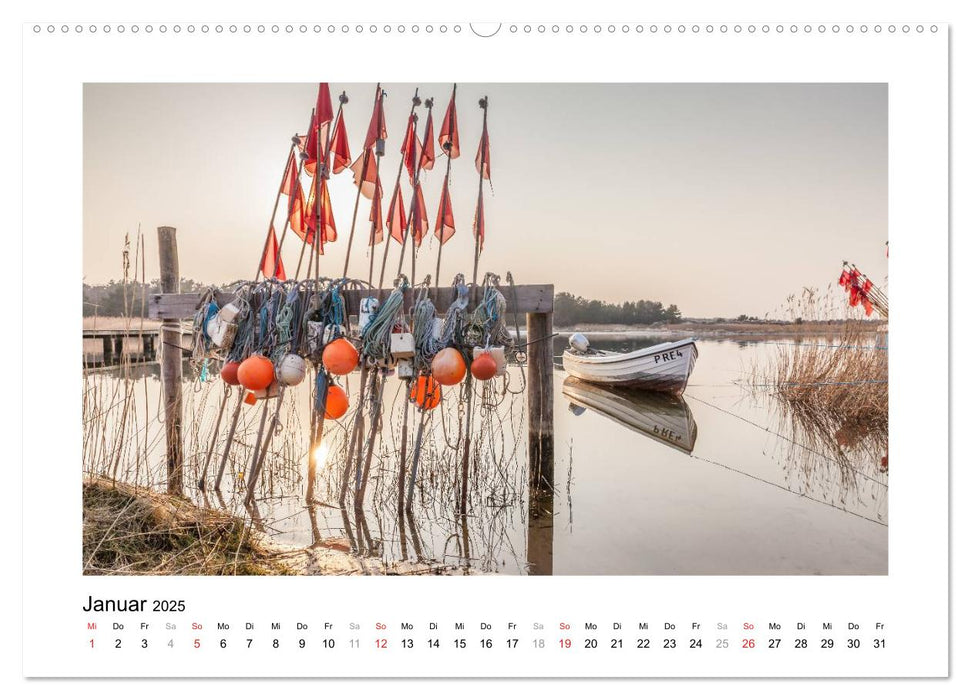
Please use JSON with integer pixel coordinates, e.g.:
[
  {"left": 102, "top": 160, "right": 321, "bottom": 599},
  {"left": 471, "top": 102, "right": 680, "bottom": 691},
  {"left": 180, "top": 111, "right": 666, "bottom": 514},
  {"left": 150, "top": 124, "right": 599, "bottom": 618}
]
[
  {"left": 470, "top": 353, "right": 498, "bottom": 381},
  {"left": 237, "top": 355, "right": 275, "bottom": 391},
  {"left": 409, "top": 375, "right": 442, "bottom": 410},
  {"left": 322, "top": 338, "right": 360, "bottom": 376},
  {"left": 323, "top": 385, "right": 349, "bottom": 420},
  {"left": 244, "top": 391, "right": 257, "bottom": 406},
  {"left": 220, "top": 361, "right": 241, "bottom": 386},
  {"left": 430, "top": 347, "right": 466, "bottom": 386}
]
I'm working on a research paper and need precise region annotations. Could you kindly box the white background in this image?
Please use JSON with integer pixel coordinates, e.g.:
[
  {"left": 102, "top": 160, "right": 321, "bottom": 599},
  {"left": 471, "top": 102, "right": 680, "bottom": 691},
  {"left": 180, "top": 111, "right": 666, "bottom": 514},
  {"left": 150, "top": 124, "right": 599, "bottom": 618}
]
[{"left": 7, "top": 0, "right": 968, "bottom": 697}]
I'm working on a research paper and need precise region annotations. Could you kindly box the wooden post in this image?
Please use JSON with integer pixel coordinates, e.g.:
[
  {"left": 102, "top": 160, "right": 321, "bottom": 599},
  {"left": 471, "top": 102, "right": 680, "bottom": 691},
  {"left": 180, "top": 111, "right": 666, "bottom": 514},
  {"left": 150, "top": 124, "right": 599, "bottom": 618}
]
[
  {"left": 527, "top": 311, "right": 554, "bottom": 490},
  {"left": 101, "top": 336, "right": 112, "bottom": 365},
  {"left": 157, "top": 226, "right": 184, "bottom": 496},
  {"left": 526, "top": 310, "right": 554, "bottom": 575}
]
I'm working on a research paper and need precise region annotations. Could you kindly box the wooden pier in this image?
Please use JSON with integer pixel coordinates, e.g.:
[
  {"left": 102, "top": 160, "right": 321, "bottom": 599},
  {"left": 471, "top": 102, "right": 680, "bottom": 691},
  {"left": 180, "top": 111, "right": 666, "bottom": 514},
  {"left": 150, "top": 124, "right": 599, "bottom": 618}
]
[
  {"left": 147, "top": 226, "right": 557, "bottom": 574},
  {"left": 82, "top": 326, "right": 192, "bottom": 368}
]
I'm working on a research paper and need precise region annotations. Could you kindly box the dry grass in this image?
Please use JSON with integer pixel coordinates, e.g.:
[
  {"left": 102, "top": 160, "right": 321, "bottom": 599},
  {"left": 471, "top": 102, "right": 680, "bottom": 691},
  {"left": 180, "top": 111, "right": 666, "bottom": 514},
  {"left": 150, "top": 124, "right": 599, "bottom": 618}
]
[
  {"left": 83, "top": 477, "right": 294, "bottom": 575},
  {"left": 752, "top": 288, "right": 888, "bottom": 427}
]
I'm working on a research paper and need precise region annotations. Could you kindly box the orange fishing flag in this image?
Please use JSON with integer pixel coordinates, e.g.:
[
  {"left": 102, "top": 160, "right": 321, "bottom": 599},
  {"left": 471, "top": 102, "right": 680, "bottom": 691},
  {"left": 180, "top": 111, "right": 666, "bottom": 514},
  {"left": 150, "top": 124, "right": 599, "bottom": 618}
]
[
  {"left": 260, "top": 226, "right": 287, "bottom": 280},
  {"left": 420, "top": 106, "right": 436, "bottom": 171},
  {"left": 281, "top": 151, "right": 299, "bottom": 196},
  {"left": 369, "top": 181, "right": 384, "bottom": 246},
  {"left": 350, "top": 147, "right": 382, "bottom": 200},
  {"left": 364, "top": 85, "right": 387, "bottom": 151},
  {"left": 401, "top": 114, "right": 420, "bottom": 182},
  {"left": 438, "top": 86, "right": 460, "bottom": 158},
  {"left": 386, "top": 184, "right": 407, "bottom": 244},
  {"left": 330, "top": 110, "right": 352, "bottom": 174},
  {"left": 288, "top": 180, "right": 306, "bottom": 235},
  {"left": 475, "top": 122, "right": 491, "bottom": 180},
  {"left": 411, "top": 181, "right": 429, "bottom": 246},
  {"left": 433, "top": 178, "right": 455, "bottom": 244}
]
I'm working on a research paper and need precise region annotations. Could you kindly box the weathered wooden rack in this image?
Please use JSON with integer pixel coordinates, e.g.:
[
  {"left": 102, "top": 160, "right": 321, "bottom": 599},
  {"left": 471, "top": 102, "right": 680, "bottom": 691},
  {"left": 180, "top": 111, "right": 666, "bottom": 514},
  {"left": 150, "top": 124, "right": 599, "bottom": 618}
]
[{"left": 147, "top": 226, "right": 555, "bottom": 573}]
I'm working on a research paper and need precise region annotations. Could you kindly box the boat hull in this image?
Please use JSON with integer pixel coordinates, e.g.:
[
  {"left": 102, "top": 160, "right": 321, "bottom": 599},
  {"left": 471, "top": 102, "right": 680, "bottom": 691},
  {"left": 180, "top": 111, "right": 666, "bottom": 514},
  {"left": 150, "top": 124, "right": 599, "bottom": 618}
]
[
  {"left": 562, "top": 338, "right": 698, "bottom": 394},
  {"left": 562, "top": 377, "right": 698, "bottom": 454}
]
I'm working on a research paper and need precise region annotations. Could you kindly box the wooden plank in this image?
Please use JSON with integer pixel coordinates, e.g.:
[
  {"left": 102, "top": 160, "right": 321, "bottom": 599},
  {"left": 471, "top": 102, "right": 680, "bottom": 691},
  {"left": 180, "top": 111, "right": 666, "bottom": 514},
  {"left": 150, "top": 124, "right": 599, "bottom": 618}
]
[
  {"left": 157, "top": 226, "right": 184, "bottom": 497},
  {"left": 148, "top": 283, "right": 555, "bottom": 320}
]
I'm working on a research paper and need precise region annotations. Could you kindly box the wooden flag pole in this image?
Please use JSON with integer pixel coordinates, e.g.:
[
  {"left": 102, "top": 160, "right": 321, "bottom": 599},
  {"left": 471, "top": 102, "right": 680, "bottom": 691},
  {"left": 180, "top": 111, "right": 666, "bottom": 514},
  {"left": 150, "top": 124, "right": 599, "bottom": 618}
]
[
  {"left": 471, "top": 96, "right": 489, "bottom": 286},
  {"left": 378, "top": 89, "right": 422, "bottom": 292},
  {"left": 256, "top": 140, "right": 299, "bottom": 280},
  {"left": 342, "top": 83, "right": 382, "bottom": 279},
  {"left": 434, "top": 84, "right": 458, "bottom": 289}
]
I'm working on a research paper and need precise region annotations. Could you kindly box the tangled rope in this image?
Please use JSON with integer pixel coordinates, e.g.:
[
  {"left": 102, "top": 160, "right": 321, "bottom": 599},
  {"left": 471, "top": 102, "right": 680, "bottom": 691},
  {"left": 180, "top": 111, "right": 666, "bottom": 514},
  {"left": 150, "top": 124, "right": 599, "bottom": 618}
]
[
  {"left": 360, "top": 275, "right": 409, "bottom": 362},
  {"left": 440, "top": 274, "right": 470, "bottom": 349},
  {"left": 465, "top": 272, "right": 513, "bottom": 350}
]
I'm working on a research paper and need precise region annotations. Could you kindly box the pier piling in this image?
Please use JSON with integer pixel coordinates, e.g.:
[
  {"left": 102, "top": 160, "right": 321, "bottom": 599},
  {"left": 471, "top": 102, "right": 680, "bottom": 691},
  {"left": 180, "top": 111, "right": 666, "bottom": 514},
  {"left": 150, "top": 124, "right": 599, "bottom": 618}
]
[{"left": 157, "top": 226, "right": 184, "bottom": 496}]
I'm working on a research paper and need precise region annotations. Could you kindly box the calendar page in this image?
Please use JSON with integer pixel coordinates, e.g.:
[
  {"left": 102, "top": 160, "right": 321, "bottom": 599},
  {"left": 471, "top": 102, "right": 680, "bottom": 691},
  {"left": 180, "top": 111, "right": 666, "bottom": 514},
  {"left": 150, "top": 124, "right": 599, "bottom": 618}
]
[{"left": 18, "top": 1, "right": 957, "bottom": 690}]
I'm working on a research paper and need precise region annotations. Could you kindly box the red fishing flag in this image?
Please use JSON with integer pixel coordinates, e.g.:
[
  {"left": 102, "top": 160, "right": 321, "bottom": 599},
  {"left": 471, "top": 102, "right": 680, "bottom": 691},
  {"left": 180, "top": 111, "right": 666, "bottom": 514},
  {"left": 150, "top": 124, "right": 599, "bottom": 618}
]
[
  {"left": 350, "top": 147, "right": 382, "bottom": 200},
  {"left": 304, "top": 173, "right": 338, "bottom": 251},
  {"left": 288, "top": 180, "right": 306, "bottom": 235},
  {"left": 364, "top": 85, "right": 387, "bottom": 151},
  {"left": 281, "top": 152, "right": 299, "bottom": 196},
  {"left": 434, "top": 178, "right": 455, "bottom": 244},
  {"left": 438, "top": 87, "right": 460, "bottom": 158},
  {"left": 402, "top": 114, "right": 420, "bottom": 182},
  {"left": 330, "top": 110, "right": 352, "bottom": 174},
  {"left": 475, "top": 122, "right": 491, "bottom": 180},
  {"left": 411, "top": 181, "right": 429, "bottom": 246},
  {"left": 420, "top": 108, "right": 436, "bottom": 171},
  {"left": 315, "top": 83, "right": 334, "bottom": 127},
  {"left": 260, "top": 226, "right": 287, "bottom": 280},
  {"left": 369, "top": 181, "right": 384, "bottom": 246},
  {"left": 303, "top": 84, "right": 335, "bottom": 175},
  {"left": 386, "top": 185, "right": 407, "bottom": 244},
  {"left": 304, "top": 109, "right": 319, "bottom": 175},
  {"left": 473, "top": 189, "right": 485, "bottom": 248}
]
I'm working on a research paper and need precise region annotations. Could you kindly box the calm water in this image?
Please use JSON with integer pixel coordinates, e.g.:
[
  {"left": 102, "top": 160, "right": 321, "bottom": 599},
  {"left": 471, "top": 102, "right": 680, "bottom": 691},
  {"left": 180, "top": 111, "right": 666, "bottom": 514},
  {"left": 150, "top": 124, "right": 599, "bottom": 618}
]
[{"left": 84, "top": 334, "right": 887, "bottom": 575}]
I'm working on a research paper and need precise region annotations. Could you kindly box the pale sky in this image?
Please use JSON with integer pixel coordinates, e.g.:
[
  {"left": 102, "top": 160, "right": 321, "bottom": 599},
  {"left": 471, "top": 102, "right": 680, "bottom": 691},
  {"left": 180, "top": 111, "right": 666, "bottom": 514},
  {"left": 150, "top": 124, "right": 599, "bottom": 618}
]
[{"left": 83, "top": 83, "right": 887, "bottom": 318}]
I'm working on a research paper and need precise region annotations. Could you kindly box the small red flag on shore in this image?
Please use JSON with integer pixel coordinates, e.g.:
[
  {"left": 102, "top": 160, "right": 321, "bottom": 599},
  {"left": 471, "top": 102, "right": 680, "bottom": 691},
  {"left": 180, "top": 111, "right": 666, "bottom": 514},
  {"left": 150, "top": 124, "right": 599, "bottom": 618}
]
[
  {"left": 330, "top": 111, "right": 352, "bottom": 174},
  {"left": 369, "top": 185, "right": 384, "bottom": 246},
  {"left": 420, "top": 108, "right": 436, "bottom": 171},
  {"left": 475, "top": 122, "right": 491, "bottom": 181},
  {"left": 281, "top": 152, "right": 298, "bottom": 196},
  {"left": 412, "top": 182, "right": 429, "bottom": 246},
  {"left": 438, "top": 87, "right": 460, "bottom": 159},
  {"left": 402, "top": 114, "right": 420, "bottom": 182},
  {"left": 288, "top": 181, "right": 306, "bottom": 235},
  {"left": 364, "top": 85, "right": 387, "bottom": 151},
  {"left": 434, "top": 179, "right": 455, "bottom": 244},
  {"left": 386, "top": 185, "right": 407, "bottom": 245},
  {"left": 260, "top": 226, "right": 286, "bottom": 280},
  {"left": 350, "top": 147, "right": 382, "bottom": 200}
]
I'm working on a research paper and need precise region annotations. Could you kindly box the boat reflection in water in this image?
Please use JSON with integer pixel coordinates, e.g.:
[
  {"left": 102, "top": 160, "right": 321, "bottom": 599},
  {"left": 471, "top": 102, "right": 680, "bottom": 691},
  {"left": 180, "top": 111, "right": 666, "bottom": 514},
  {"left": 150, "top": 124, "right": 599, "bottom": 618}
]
[{"left": 561, "top": 376, "right": 698, "bottom": 454}]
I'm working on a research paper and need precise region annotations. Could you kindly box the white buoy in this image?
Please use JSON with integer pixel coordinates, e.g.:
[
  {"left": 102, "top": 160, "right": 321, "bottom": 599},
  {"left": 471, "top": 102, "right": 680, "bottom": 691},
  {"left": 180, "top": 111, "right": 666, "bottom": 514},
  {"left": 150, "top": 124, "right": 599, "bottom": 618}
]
[
  {"left": 275, "top": 354, "right": 307, "bottom": 386},
  {"left": 569, "top": 332, "right": 590, "bottom": 353}
]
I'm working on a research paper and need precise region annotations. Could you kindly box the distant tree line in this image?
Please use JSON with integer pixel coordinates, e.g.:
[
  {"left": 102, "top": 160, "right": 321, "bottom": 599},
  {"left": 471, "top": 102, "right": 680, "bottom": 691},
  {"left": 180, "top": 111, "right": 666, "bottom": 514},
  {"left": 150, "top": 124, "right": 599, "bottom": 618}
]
[
  {"left": 553, "top": 292, "right": 682, "bottom": 326},
  {"left": 84, "top": 282, "right": 684, "bottom": 326}
]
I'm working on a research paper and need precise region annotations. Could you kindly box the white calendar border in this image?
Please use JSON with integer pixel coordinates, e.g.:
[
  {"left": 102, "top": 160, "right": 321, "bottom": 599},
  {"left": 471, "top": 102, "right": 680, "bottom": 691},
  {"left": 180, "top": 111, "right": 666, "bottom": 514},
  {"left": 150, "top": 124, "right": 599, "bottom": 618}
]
[{"left": 19, "top": 8, "right": 949, "bottom": 681}]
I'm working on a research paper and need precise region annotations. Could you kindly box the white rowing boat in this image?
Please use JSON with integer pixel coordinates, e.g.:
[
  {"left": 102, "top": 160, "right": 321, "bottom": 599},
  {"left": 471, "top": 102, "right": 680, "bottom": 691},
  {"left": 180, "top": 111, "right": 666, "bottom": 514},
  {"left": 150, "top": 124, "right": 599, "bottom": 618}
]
[
  {"left": 562, "top": 336, "right": 698, "bottom": 394},
  {"left": 562, "top": 377, "right": 698, "bottom": 454}
]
